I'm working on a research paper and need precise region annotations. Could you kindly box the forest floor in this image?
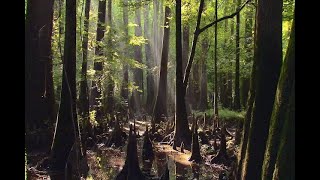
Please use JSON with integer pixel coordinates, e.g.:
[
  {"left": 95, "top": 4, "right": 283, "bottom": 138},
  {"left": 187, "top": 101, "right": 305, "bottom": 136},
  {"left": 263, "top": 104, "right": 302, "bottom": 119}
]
[{"left": 26, "top": 117, "right": 239, "bottom": 180}]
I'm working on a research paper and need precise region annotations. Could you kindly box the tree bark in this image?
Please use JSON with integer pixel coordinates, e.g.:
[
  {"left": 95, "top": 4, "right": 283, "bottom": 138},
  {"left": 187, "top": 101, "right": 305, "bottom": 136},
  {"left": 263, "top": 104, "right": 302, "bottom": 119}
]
[
  {"left": 106, "top": 0, "right": 114, "bottom": 113},
  {"left": 191, "top": 60, "right": 200, "bottom": 110},
  {"left": 236, "top": 51, "right": 256, "bottom": 180},
  {"left": 240, "top": 78, "right": 250, "bottom": 108},
  {"left": 262, "top": 17, "right": 295, "bottom": 180},
  {"left": 25, "top": 0, "right": 55, "bottom": 152},
  {"left": 236, "top": 2, "right": 257, "bottom": 178},
  {"left": 173, "top": 0, "right": 194, "bottom": 149},
  {"left": 240, "top": 5, "right": 253, "bottom": 108},
  {"left": 79, "top": 0, "right": 92, "bottom": 143},
  {"left": 219, "top": 73, "right": 227, "bottom": 108},
  {"left": 50, "top": 0, "right": 82, "bottom": 171},
  {"left": 182, "top": 26, "right": 189, "bottom": 76},
  {"left": 116, "top": 126, "right": 146, "bottom": 180},
  {"left": 240, "top": 0, "right": 282, "bottom": 178},
  {"left": 153, "top": 6, "right": 171, "bottom": 123},
  {"left": 183, "top": 25, "right": 192, "bottom": 114},
  {"left": 189, "top": 119, "right": 202, "bottom": 163},
  {"left": 153, "top": 0, "right": 160, "bottom": 88},
  {"left": 213, "top": 0, "right": 219, "bottom": 116},
  {"left": 272, "top": 85, "right": 295, "bottom": 180}
]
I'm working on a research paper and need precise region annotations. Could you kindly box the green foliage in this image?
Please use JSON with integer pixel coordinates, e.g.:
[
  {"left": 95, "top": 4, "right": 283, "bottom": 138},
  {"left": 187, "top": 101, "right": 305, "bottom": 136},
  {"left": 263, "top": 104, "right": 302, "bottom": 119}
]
[
  {"left": 89, "top": 110, "right": 98, "bottom": 127},
  {"left": 129, "top": 35, "right": 148, "bottom": 46},
  {"left": 194, "top": 108, "right": 245, "bottom": 124},
  {"left": 86, "top": 175, "right": 94, "bottom": 180},
  {"left": 219, "top": 108, "right": 245, "bottom": 122},
  {"left": 128, "top": 81, "right": 142, "bottom": 93}
]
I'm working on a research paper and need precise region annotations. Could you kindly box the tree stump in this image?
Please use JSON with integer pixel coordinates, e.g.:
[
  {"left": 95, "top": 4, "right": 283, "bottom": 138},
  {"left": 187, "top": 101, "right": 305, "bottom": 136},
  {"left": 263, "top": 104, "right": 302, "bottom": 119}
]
[
  {"left": 115, "top": 125, "right": 145, "bottom": 180},
  {"left": 142, "top": 126, "right": 154, "bottom": 161},
  {"left": 189, "top": 119, "right": 202, "bottom": 163},
  {"left": 106, "top": 115, "right": 124, "bottom": 148}
]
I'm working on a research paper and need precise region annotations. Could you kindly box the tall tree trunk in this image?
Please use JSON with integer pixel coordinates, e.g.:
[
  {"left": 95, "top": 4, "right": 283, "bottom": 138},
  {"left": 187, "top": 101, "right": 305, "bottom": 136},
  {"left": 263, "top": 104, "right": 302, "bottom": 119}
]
[
  {"left": 158, "top": 0, "right": 164, "bottom": 64},
  {"left": 191, "top": 60, "right": 200, "bottom": 110},
  {"left": 55, "top": 0, "right": 64, "bottom": 102},
  {"left": 144, "top": 4, "right": 155, "bottom": 114},
  {"left": 240, "top": 5, "right": 253, "bottom": 108},
  {"left": 132, "top": 0, "right": 143, "bottom": 114},
  {"left": 79, "top": 0, "right": 92, "bottom": 142},
  {"left": 227, "top": 0, "right": 234, "bottom": 109},
  {"left": 90, "top": 0, "right": 106, "bottom": 123},
  {"left": 198, "top": 39, "right": 208, "bottom": 111},
  {"left": 25, "top": 0, "right": 55, "bottom": 152},
  {"left": 220, "top": 4, "right": 228, "bottom": 109},
  {"left": 173, "top": 0, "right": 192, "bottom": 149},
  {"left": 240, "top": 0, "right": 282, "bottom": 178},
  {"left": 213, "top": 0, "right": 219, "bottom": 116},
  {"left": 153, "top": 6, "right": 171, "bottom": 123},
  {"left": 272, "top": 86, "right": 295, "bottom": 180},
  {"left": 183, "top": 25, "right": 192, "bottom": 114},
  {"left": 153, "top": 0, "right": 160, "bottom": 87},
  {"left": 219, "top": 73, "right": 226, "bottom": 107},
  {"left": 50, "top": 0, "right": 82, "bottom": 171},
  {"left": 106, "top": 0, "right": 114, "bottom": 113},
  {"left": 78, "top": 2, "right": 92, "bottom": 168},
  {"left": 237, "top": 2, "right": 257, "bottom": 178},
  {"left": 121, "top": 0, "right": 129, "bottom": 105},
  {"left": 237, "top": 47, "right": 257, "bottom": 180},
  {"left": 262, "top": 17, "right": 295, "bottom": 180},
  {"left": 234, "top": 0, "right": 241, "bottom": 111},
  {"left": 182, "top": 26, "right": 189, "bottom": 76},
  {"left": 240, "top": 78, "right": 250, "bottom": 108}
]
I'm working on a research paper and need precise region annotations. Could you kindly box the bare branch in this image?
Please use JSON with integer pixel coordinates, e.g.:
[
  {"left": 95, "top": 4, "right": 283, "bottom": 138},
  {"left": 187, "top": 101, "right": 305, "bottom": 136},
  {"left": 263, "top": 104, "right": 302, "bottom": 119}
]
[{"left": 199, "top": 0, "right": 251, "bottom": 34}]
